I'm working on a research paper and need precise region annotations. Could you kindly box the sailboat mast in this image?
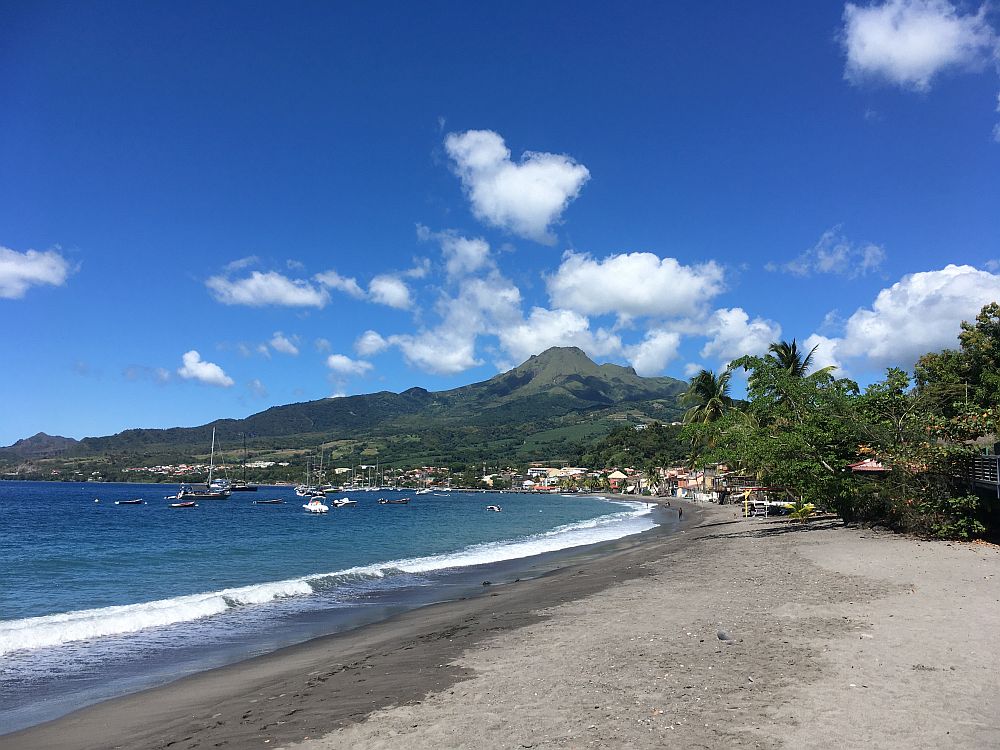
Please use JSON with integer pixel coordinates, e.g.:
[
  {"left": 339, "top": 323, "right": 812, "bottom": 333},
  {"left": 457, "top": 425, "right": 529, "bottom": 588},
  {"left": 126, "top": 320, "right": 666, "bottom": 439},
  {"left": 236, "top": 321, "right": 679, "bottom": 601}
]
[{"left": 208, "top": 427, "right": 216, "bottom": 485}]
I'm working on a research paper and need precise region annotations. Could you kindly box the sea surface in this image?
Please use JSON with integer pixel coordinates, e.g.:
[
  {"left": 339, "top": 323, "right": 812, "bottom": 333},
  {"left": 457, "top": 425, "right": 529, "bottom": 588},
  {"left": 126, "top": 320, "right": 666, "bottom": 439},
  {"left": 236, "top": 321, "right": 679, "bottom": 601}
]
[{"left": 0, "top": 481, "right": 658, "bottom": 733}]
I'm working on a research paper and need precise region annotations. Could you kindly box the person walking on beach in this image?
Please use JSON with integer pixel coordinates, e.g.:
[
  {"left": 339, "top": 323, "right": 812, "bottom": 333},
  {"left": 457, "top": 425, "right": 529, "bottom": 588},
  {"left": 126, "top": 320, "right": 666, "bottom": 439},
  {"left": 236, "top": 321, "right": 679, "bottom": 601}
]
[{"left": 678, "top": 507, "right": 683, "bottom": 520}]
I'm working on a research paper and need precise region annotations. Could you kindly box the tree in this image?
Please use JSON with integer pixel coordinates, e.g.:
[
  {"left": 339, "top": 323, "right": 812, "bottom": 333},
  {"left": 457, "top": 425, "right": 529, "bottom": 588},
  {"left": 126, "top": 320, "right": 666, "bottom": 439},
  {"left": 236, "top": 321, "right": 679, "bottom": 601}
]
[
  {"left": 682, "top": 369, "right": 734, "bottom": 424},
  {"left": 915, "top": 302, "right": 1000, "bottom": 413},
  {"left": 767, "top": 339, "right": 818, "bottom": 378}
]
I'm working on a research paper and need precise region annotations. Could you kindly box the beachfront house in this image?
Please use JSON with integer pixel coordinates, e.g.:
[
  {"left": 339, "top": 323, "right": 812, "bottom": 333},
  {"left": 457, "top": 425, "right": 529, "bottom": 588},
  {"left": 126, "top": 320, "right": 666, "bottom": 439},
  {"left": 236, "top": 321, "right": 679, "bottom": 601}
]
[{"left": 607, "top": 470, "right": 627, "bottom": 491}]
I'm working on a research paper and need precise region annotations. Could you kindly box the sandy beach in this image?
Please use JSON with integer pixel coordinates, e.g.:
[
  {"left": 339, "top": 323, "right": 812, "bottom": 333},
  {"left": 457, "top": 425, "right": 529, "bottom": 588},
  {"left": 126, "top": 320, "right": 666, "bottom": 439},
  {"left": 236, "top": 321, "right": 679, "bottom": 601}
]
[{"left": 5, "top": 500, "right": 1000, "bottom": 750}]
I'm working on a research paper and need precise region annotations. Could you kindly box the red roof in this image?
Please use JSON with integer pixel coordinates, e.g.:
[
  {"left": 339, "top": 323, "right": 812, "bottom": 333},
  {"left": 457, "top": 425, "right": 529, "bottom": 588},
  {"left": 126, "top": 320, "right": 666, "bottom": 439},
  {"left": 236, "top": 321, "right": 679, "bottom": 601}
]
[{"left": 848, "top": 459, "right": 888, "bottom": 473}]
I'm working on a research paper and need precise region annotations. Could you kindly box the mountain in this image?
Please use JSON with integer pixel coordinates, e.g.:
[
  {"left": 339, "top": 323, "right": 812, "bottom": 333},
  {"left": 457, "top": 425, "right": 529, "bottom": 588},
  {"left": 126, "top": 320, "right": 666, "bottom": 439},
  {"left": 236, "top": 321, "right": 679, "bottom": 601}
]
[
  {"left": 2, "top": 432, "right": 80, "bottom": 459},
  {"left": 1, "top": 347, "right": 687, "bottom": 471}
]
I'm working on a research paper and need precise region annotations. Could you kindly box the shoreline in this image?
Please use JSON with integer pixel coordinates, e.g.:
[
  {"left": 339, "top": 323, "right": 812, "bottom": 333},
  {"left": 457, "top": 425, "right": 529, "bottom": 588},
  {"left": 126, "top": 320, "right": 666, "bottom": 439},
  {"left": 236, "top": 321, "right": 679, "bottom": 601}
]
[
  {"left": 7, "top": 499, "right": 999, "bottom": 748},
  {"left": 1, "top": 497, "right": 681, "bottom": 746}
]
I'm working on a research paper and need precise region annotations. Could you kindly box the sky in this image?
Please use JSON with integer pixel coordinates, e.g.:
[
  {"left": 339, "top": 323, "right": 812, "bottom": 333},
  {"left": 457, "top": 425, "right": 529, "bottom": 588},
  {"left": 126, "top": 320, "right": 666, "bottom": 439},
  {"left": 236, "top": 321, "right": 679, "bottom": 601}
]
[{"left": 2, "top": 0, "right": 999, "bottom": 445}]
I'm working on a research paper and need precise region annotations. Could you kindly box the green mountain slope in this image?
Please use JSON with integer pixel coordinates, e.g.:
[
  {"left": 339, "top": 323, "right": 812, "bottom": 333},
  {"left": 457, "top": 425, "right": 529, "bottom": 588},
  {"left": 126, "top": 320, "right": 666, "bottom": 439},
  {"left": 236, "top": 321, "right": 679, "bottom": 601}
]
[{"left": 1, "top": 347, "right": 687, "bottom": 471}]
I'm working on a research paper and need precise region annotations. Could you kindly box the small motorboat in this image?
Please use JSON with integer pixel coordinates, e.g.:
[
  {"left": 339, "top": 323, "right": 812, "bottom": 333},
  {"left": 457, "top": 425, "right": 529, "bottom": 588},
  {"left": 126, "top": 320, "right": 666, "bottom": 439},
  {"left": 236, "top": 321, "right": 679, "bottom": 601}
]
[
  {"left": 170, "top": 501, "right": 198, "bottom": 508},
  {"left": 378, "top": 497, "right": 410, "bottom": 505},
  {"left": 115, "top": 499, "right": 145, "bottom": 505},
  {"left": 486, "top": 505, "right": 502, "bottom": 512},
  {"left": 331, "top": 497, "right": 357, "bottom": 507},
  {"left": 415, "top": 488, "right": 432, "bottom": 495},
  {"left": 252, "top": 499, "right": 285, "bottom": 505},
  {"left": 303, "top": 498, "right": 329, "bottom": 513}
]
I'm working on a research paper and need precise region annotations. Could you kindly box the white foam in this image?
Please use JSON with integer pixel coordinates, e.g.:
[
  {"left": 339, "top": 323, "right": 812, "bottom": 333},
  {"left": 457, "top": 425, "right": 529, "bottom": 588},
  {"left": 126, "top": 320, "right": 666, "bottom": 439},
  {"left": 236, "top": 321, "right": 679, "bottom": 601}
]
[{"left": 1, "top": 501, "right": 653, "bottom": 655}]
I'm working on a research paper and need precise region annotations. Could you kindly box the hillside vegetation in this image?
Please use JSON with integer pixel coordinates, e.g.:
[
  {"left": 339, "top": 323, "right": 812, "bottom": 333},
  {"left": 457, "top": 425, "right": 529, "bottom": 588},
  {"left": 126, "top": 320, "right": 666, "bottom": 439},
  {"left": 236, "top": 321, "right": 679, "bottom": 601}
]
[{"left": 2, "top": 347, "right": 686, "bottom": 478}]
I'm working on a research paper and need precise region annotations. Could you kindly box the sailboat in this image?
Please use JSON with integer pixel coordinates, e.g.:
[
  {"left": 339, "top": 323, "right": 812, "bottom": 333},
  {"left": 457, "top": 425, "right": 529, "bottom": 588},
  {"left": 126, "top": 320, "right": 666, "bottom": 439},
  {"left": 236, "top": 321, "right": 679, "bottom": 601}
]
[
  {"left": 173, "top": 428, "right": 231, "bottom": 500},
  {"left": 229, "top": 433, "right": 258, "bottom": 491}
]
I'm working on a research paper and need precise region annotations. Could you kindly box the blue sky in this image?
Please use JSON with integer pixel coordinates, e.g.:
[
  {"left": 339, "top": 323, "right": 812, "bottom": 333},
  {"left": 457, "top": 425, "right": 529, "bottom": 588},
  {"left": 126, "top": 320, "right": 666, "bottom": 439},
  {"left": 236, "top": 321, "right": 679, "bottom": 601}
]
[{"left": 2, "top": 0, "right": 999, "bottom": 445}]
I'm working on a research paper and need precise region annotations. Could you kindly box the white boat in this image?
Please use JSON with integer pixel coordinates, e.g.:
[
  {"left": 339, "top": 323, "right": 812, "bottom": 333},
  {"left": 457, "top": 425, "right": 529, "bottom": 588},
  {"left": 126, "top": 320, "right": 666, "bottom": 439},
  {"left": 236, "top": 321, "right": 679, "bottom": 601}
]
[
  {"left": 173, "top": 428, "right": 231, "bottom": 500},
  {"left": 331, "top": 497, "right": 357, "bottom": 507},
  {"left": 303, "top": 498, "right": 329, "bottom": 513},
  {"left": 415, "top": 488, "right": 432, "bottom": 495},
  {"left": 486, "top": 505, "right": 502, "bottom": 512}
]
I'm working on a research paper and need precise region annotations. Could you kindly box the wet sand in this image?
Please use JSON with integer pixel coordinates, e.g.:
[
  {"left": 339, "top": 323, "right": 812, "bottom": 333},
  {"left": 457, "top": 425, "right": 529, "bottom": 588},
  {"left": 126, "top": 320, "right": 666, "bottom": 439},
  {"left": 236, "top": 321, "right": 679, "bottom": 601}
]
[{"left": 5, "top": 500, "right": 1000, "bottom": 749}]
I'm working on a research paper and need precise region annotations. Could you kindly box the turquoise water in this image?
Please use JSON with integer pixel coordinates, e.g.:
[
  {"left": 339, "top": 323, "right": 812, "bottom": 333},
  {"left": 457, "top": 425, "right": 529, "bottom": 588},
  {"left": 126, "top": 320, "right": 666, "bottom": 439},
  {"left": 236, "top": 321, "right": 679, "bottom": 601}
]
[{"left": 0, "top": 481, "right": 656, "bottom": 732}]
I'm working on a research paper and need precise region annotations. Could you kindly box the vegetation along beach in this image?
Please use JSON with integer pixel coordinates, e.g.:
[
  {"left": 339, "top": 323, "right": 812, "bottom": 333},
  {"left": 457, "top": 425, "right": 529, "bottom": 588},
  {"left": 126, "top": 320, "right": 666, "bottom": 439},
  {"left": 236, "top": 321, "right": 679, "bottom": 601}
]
[{"left": 3, "top": 1, "right": 1000, "bottom": 748}]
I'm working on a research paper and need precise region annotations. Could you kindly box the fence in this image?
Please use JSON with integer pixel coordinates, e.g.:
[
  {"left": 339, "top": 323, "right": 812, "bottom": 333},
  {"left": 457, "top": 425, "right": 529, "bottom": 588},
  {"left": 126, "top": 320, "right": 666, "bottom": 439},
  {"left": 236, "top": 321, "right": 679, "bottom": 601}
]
[{"left": 972, "top": 455, "right": 999, "bottom": 491}]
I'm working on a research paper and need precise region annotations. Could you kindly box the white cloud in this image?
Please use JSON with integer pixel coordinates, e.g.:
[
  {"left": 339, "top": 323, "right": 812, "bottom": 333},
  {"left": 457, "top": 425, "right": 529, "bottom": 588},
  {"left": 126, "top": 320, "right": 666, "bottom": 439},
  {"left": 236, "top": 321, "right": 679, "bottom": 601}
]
[
  {"left": 842, "top": 0, "right": 997, "bottom": 91},
  {"left": 269, "top": 332, "right": 299, "bottom": 356},
  {"left": 417, "top": 225, "right": 494, "bottom": 279},
  {"left": 314, "top": 269, "right": 366, "bottom": 299},
  {"left": 385, "top": 275, "right": 522, "bottom": 375},
  {"left": 177, "top": 350, "right": 234, "bottom": 387},
  {"left": 767, "top": 227, "right": 886, "bottom": 278},
  {"left": 683, "top": 362, "right": 705, "bottom": 378},
  {"left": 444, "top": 130, "right": 590, "bottom": 244},
  {"left": 0, "top": 246, "right": 73, "bottom": 299},
  {"left": 803, "top": 334, "right": 844, "bottom": 374},
  {"left": 368, "top": 274, "right": 412, "bottom": 309},
  {"left": 830, "top": 264, "right": 1000, "bottom": 368},
  {"left": 404, "top": 257, "right": 431, "bottom": 279},
  {"left": 224, "top": 256, "right": 258, "bottom": 272},
  {"left": 625, "top": 329, "right": 682, "bottom": 376},
  {"left": 389, "top": 329, "right": 482, "bottom": 375},
  {"left": 985, "top": 259, "right": 1000, "bottom": 272},
  {"left": 314, "top": 337, "right": 331, "bottom": 353},
  {"left": 247, "top": 378, "right": 268, "bottom": 398},
  {"left": 326, "top": 354, "right": 373, "bottom": 376},
  {"left": 206, "top": 271, "right": 329, "bottom": 308},
  {"left": 355, "top": 330, "right": 389, "bottom": 356},
  {"left": 496, "top": 307, "right": 622, "bottom": 368},
  {"left": 547, "top": 251, "right": 725, "bottom": 319},
  {"left": 700, "top": 308, "right": 782, "bottom": 364}
]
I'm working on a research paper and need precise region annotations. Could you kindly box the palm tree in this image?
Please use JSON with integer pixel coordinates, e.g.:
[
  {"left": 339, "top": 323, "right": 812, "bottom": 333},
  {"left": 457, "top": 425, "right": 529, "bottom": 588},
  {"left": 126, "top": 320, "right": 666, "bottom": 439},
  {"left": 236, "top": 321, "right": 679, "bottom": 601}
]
[
  {"left": 767, "top": 339, "right": 835, "bottom": 379},
  {"left": 682, "top": 369, "right": 733, "bottom": 424}
]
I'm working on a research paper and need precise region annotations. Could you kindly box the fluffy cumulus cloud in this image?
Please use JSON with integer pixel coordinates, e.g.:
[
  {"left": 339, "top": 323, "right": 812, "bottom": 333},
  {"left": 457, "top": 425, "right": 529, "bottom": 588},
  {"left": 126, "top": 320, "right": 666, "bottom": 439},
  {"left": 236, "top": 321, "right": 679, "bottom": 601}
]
[
  {"left": 625, "top": 329, "right": 683, "bottom": 376},
  {"left": 326, "top": 354, "right": 373, "bottom": 376},
  {"left": 206, "top": 271, "right": 329, "bottom": 308},
  {"left": 385, "top": 275, "right": 523, "bottom": 375},
  {"left": 828, "top": 264, "right": 1000, "bottom": 368},
  {"left": 368, "top": 274, "right": 412, "bottom": 309},
  {"left": 269, "top": 332, "right": 299, "bottom": 356},
  {"left": 496, "top": 307, "right": 622, "bottom": 368},
  {"left": 803, "top": 334, "right": 844, "bottom": 374},
  {"left": 177, "top": 350, "right": 234, "bottom": 387},
  {"left": 767, "top": 227, "right": 886, "bottom": 278},
  {"left": 842, "top": 0, "right": 997, "bottom": 91},
  {"left": 700, "top": 308, "right": 782, "bottom": 364},
  {"left": 0, "top": 245, "right": 73, "bottom": 299},
  {"left": 417, "top": 225, "right": 494, "bottom": 279},
  {"left": 354, "top": 330, "right": 389, "bottom": 357},
  {"left": 388, "top": 329, "right": 483, "bottom": 375},
  {"left": 314, "top": 269, "right": 366, "bottom": 299},
  {"left": 444, "top": 130, "right": 590, "bottom": 244},
  {"left": 547, "top": 251, "right": 725, "bottom": 319}
]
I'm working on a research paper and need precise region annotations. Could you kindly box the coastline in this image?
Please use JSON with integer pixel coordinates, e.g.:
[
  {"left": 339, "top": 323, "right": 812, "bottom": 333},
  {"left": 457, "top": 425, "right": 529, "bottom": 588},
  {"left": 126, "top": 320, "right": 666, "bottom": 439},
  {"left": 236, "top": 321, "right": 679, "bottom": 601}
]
[
  {"left": 6, "top": 499, "right": 1000, "bottom": 749},
  {"left": 1, "top": 497, "right": 678, "bottom": 746}
]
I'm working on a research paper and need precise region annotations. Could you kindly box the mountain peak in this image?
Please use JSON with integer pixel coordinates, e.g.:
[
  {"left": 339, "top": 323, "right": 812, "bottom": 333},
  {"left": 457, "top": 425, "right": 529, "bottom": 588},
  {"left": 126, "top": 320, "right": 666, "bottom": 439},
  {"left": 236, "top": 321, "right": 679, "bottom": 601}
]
[
  {"left": 517, "top": 346, "right": 598, "bottom": 374},
  {"left": 4, "top": 432, "right": 79, "bottom": 457}
]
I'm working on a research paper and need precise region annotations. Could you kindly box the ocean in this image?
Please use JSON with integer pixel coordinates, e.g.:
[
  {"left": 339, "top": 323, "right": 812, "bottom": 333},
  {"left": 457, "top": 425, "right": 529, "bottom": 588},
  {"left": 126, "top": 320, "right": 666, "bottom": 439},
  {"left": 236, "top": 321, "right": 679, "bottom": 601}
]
[{"left": 0, "top": 481, "right": 658, "bottom": 733}]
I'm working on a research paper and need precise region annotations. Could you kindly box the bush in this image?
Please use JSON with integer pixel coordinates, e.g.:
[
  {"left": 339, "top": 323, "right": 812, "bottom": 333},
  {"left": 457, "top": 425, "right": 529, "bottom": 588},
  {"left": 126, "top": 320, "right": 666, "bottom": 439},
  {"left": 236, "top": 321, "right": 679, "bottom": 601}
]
[{"left": 913, "top": 493, "right": 985, "bottom": 540}]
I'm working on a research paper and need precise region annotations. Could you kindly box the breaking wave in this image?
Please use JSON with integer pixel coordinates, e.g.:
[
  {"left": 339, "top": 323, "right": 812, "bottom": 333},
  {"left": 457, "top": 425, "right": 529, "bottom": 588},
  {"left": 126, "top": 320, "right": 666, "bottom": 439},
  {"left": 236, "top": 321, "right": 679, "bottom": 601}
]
[{"left": 0, "top": 501, "right": 652, "bottom": 655}]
